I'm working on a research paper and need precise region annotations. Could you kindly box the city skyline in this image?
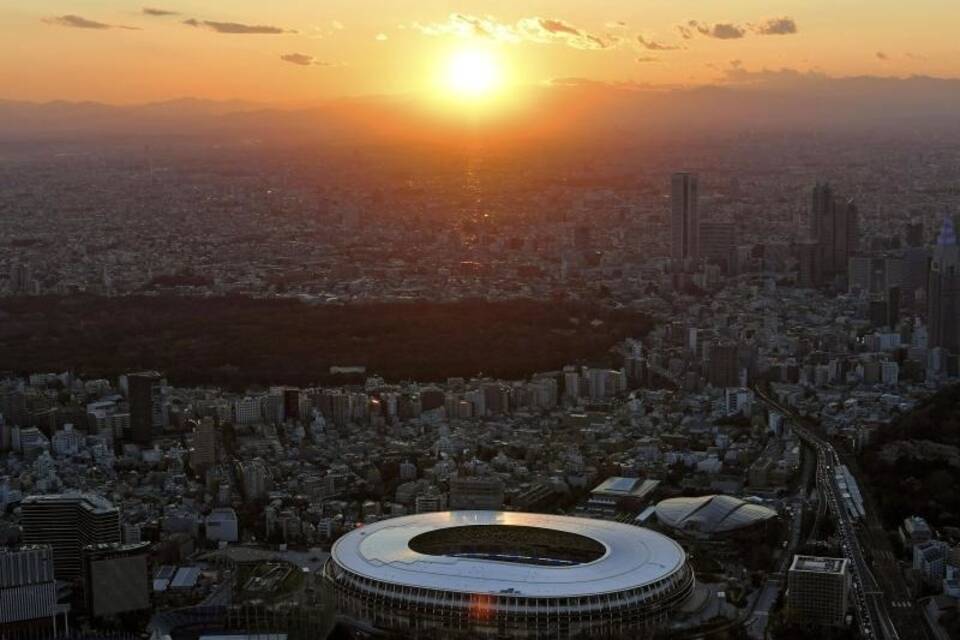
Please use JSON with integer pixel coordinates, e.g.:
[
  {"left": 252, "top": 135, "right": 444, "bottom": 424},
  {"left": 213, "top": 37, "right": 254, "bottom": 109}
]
[{"left": 3, "top": 3, "right": 960, "bottom": 639}]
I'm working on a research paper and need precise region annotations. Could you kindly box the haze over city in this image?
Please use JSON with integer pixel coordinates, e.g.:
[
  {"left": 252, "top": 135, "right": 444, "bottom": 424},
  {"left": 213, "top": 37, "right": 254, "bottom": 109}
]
[{"left": 2, "top": 3, "right": 960, "bottom": 640}]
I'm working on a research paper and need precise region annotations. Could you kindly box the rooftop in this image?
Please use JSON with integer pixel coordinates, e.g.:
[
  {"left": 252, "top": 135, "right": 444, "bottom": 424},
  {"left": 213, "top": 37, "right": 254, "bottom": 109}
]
[
  {"left": 655, "top": 494, "right": 777, "bottom": 534},
  {"left": 790, "top": 555, "right": 848, "bottom": 574},
  {"left": 330, "top": 511, "right": 687, "bottom": 598},
  {"left": 21, "top": 493, "right": 117, "bottom": 515}
]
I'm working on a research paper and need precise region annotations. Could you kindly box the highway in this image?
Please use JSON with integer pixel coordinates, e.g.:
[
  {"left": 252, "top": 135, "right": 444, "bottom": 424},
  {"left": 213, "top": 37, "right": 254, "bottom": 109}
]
[{"left": 754, "top": 387, "right": 901, "bottom": 640}]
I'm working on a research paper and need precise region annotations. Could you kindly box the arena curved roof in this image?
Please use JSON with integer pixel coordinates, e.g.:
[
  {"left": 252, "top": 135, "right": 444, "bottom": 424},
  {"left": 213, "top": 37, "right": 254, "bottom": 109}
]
[
  {"left": 330, "top": 510, "right": 687, "bottom": 598},
  {"left": 654, "top": 494, "right": 777, "bottom": 534}
]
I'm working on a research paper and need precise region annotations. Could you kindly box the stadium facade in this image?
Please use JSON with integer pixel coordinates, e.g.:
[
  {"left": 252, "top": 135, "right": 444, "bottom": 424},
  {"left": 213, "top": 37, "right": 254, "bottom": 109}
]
[{"left": 324, "top": 511, "right": 695, "bottom": 638}]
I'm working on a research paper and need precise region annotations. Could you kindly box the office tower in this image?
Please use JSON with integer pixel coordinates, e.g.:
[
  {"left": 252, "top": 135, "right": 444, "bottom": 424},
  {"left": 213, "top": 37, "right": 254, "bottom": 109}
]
[
  {"left": 82, "top": 542, "right": 150, "bottom": 617},
  {"left": 698, "top": 221, "right": 737, "bottom": 272},
  {"left": 671, "top": 172, "right": 699, "bottom": 266},
  {"left": 127, "top": 371, "right": 162, "bottom": 445},
  {"left": 903, "top": 246, "right": 931, "bottom": 309},
  {"left": 810, "top": 182, "right": 858, "bottom": 280},
  {"left": 787, "top": 555, "right": 851, "bottom": 626},
  {"left": 189, "top": 417, "right": 217, "bottom": 475},
  {"left": 20, "top": 494, "right": 121, "bottom": 581},
  {"left": 448, "top": 476, "right": 505, "bottom": 510},
  {"left": 869, "top": 291, "right": 899, "bottom": 330},
  {"left": 796, "top": 240, "right": 821, "bottom": 288},
  {"left": 0, "top": 546, "right": 66, "bottom": 634},
  {"left": 927, "top": 217, "right": 960, "bottom": 374}
]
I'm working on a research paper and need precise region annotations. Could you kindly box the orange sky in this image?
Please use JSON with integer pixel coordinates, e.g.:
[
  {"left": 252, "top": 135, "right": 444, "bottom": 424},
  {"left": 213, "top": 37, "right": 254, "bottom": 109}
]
[{"left": 2, "top": 1, "right": 959, "bottom": 105}]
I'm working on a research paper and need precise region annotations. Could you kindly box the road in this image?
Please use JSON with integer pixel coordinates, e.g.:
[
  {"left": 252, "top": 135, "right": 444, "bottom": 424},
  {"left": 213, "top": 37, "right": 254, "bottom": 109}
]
[{"left": 754, "top": 387, "right": 903, "bottom": 640}]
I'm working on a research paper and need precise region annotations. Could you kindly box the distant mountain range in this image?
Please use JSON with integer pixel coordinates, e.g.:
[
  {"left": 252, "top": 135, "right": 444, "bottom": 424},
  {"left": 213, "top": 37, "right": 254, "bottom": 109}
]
[{"left": 2, "top": 72, "right": 960, "bottom": 144}]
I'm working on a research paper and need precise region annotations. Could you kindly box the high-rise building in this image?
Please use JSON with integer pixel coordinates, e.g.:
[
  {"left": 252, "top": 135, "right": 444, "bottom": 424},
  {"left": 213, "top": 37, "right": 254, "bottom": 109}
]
[
  {"left": 0, "top": 546, "right": 65, "bottom": 634},
  {"left": 127, "top": 371, "right": 162, "bottom": 445},
  {"left": 82, "top": 542, "right": 150, "bottom": 617},
  {"left": 927, "top": 217, "right": 960, "bottom": 375},
  {"left": 20, "top": 494, "right": 121, "bottom": 581},
  {"left": 787, "top": 555, "right": 850, "bottom": 627},
  {"left": 796, "top": 240, "right": 821, "bottom": 288},
  {"left": 189, "top": 417, "right": 217, "bottom": 475},
  {"left": 810, "top": 182, "right": 858, "bottom": 281},
  {"left": 698, "top": 221, "right": 737, "bottom": 272},
  {"left": 671, "top": 172, "right": 699, "bottom": 266}
]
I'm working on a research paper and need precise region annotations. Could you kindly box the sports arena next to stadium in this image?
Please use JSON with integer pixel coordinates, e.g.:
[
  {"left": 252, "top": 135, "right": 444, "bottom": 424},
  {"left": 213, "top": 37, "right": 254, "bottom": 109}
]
[{"left": 324, "top": 511, "right": 695, "bottom": 638}]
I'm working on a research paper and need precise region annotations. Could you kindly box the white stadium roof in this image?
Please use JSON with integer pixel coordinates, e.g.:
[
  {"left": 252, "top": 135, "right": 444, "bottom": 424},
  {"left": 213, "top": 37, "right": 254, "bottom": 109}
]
[
  {"left": 330, "top": 510, "right": 686, "bottom": 598},
  {"left": 654, "top": 494, "right": 777, "bottom": 534}
]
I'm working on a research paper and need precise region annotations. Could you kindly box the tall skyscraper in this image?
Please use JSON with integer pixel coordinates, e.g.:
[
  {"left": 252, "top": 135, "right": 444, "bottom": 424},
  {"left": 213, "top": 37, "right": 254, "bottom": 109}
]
[
  {"left": 698, "top": 221, "right": 737, "bottom": 272},
  {"left": 127, "top": 371, "right": 162, "bottom": 445},
  {"left": 787, "top": 555, "right": 851, "bottom": 627},
  {"left": 810, "top": 182, "right": 858, "bottom": 280},
  {"left": 671, "top": 172, "right": 699, "bottom": 266},
  {"left": 928, "top": 216, "right": 960, "bottom": 374},
  {"left": 20, "top": 494, "right": 121, "bottom": 581},
  {"left": 189, "top": 417, "right": 217, "bottom": 476}
]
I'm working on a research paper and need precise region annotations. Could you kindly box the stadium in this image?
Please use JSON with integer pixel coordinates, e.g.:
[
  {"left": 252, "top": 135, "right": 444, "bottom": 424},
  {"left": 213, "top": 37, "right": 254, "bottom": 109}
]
[
  {"left": 324, "top": 511, "right": 695, "bottom": 638},
  {"left": 654, "top": 494, "right": 778, "bottom": 539}
]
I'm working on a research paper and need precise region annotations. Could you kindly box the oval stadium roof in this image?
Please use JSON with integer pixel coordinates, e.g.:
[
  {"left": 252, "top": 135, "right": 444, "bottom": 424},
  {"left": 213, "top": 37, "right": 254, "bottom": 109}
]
[
  {"left": 330, "top": 510, "right": 687, "bottom": 598},
  {"left": 655, "top": 495, "right": 777, "bottom": 534}
]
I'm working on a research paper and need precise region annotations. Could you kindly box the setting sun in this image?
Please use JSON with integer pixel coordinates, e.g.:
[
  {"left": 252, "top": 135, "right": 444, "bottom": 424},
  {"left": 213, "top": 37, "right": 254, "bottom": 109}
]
[{"left": 444, "top": 48, "right": 503, "bottom": 99}]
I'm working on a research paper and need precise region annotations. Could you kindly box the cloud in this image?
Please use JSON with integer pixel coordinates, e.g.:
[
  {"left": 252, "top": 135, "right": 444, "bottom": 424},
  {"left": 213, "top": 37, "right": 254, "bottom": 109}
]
[
  {"left": 415, "top": 13, "right": 612, "bottom": 51},
  {"left": 280, "top": 53, "right": 337, "bottom": 67},
  {"left": 680, "top": 17, "right": 798, "bottom": 40},
  {"left": 332, "top": 20, "right": 344, "bottom": 30},
  {"left": 697, "top": 21, "right": 746, "bottom": 40},
  {"left": 519, "top": 17, "right": 611, "bottom": 49},
  {"left": 142, "top": 7, "right": 179, "bottom": 17},
  {"left": 375, "top": 33, "right": 388, "bottom": 41},
  {"left": 876, "top": 51, "right": 889, "bottom": 61},
  {"left": 42, "top": 15, "right": 140, "bottom": 30},
  {"left": 752, "top": 17, "right": 797, "bottom": 36},
  {"left": 637, "top": 35, "right": 681, "bottom": 51},
  {"left": 414, "top": 14, "right": 522, "bottom": 42},
  {"left": 636, "top": 56, "right": 660, "bottom": 63},
  {"left": 183, "top": 19, "right": 296, "bottom": 34}
]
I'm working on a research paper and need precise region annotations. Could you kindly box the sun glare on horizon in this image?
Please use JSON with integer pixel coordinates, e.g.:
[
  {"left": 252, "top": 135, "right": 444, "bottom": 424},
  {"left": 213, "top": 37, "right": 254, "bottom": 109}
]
[{"left": 443, "top": 48, "right": 504, "bottom": 100}]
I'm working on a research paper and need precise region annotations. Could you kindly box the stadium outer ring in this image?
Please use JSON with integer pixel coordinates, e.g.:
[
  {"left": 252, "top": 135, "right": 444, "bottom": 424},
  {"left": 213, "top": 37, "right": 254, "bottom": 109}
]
[{"left": 324, "top": 510, "right": 695, "bottom": 638}]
